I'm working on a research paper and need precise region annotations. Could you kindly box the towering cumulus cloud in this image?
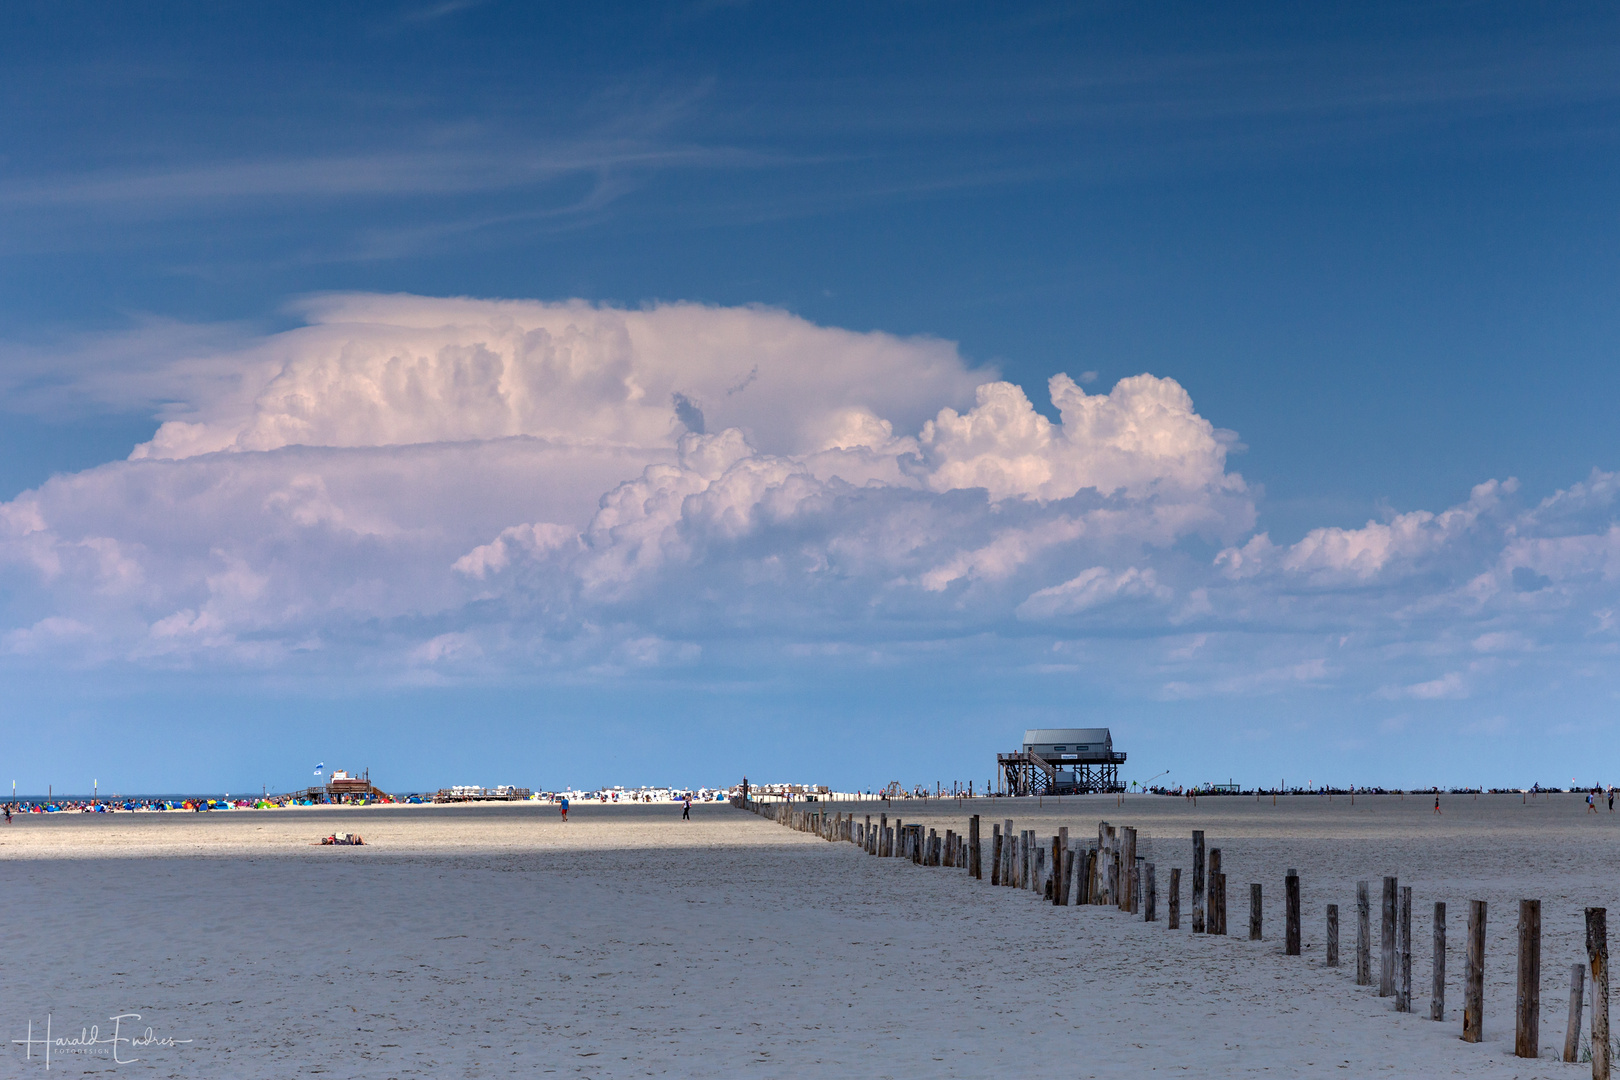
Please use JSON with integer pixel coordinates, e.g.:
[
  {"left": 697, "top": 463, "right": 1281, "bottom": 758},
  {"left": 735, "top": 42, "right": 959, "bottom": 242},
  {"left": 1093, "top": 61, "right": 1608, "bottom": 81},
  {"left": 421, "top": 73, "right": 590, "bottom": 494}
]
[{"left": 3, "top": 293, "right": 1619, "bottom": 705}]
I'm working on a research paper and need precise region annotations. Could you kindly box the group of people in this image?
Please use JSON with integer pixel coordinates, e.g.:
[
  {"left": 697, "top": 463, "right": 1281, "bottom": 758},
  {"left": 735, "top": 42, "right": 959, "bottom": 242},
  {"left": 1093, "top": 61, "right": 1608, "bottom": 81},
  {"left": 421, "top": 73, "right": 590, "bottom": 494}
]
[{"left": 554, "top": 793, "right": 694, "bottom": 821}]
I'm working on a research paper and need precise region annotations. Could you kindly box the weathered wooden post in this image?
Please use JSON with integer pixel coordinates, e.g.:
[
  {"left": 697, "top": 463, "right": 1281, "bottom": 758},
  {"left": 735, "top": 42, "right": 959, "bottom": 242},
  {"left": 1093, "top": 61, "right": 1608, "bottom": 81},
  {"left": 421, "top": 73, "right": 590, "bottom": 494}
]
[
  {"left": 1056, "top": 826, "right": 1069, "bottom": 901},
  {"left": 1432, "top": 902, "right": 1447, "bottom": 1021},
  {"left": 1145, "top": 862, "right": 1157, "bottom": 921},
  {"left": 969, "top": 815, "right": 981, "bottom": 879},
  {"left": 1192, "top": 830, "right": 1206, "bottom": 933},
  {"left": 1357, "top": 881, "right": 1372, "bottom": 986},
  {"left": 1285, "top": 869, "right": 1301, "bottom": 956},
  {"left": 1051, "top": 836, "right": 1064, "bottom": 905},
  {"left": 1464, "top": 899, "right": 1487, "bottom": 1043},
  {"left": 990, "top": 824, "right": 1002, "bottom": 884},
  {"left": 1397, "top": 886, "right": 1413, "bottom": 1013},
  {"left": 1516, "top": 898, "right": 1541, "bottom": 1058},
  {"left": 1250, "top": 883, "right": 1263, "bottom": 941},
  {"left": 1208, "top": 848, "right": 1223, "bottom": 934},
  {"left": 1326, "top": 904, "right": 1340, "bottom": 967},
  {"left": 1566, "top": 963, "right": 1586, "bottom": 1063},
  {"left": 1588, "top": 907, "right": 1610, "bottom": 1080},
  {"left": 1169, "top": 868, "right": 1181, "bottom": 929},
  {"left": 1381, "top": 876, "right": 1398, "bottom": 997},
  {"left": 1121, "top": 827, "right": 1138, "bottom": 913},
  {"left": 1063, "top": 846, "right": 1077, "bottom": 906}
]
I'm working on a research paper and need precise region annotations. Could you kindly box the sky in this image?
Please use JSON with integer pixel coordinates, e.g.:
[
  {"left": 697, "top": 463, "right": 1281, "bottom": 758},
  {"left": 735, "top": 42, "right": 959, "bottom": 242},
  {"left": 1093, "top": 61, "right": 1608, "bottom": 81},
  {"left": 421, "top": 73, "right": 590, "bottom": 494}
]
[{"left": 1, "top": 1, "right": 1618, "bottom": 795}]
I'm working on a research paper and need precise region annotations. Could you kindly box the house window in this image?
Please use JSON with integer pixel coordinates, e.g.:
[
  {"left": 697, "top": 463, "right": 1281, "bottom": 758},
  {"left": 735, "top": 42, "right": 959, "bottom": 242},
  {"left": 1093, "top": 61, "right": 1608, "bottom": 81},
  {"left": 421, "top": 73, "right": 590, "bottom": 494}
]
[{"left": 1053, "top": 746, "right": 1066, "bottom": 751}]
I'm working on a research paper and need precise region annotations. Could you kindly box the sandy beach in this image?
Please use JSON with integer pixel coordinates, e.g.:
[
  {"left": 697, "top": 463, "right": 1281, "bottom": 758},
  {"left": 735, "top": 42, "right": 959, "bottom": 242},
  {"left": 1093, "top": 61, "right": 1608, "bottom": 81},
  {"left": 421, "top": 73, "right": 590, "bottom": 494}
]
[{"left": 0, "top": 793, "right": 1611, "bottom": 1077}]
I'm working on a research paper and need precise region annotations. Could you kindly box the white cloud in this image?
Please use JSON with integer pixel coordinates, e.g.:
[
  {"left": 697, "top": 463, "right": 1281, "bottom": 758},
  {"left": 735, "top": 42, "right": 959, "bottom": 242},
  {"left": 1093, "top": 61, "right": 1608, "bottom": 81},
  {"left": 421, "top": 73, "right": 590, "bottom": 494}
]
[
  {"left": 919, "top": 374, "right": 1243, "bottom": 503},
  {"left": 1379, "top": 671, "right": 1469, "bottom": 700},
  {"left": 1017, "top": 566, "right": 1172, "bottom": 620},
  {"left": 1217, "top": 479, "right": 1514, "bottom": 582},
  {"left": 131, "top": 294, "right": 984, "bottom": 462},
  {"left": 5, "top": 293, "right": 1620, "bottom": 715}
]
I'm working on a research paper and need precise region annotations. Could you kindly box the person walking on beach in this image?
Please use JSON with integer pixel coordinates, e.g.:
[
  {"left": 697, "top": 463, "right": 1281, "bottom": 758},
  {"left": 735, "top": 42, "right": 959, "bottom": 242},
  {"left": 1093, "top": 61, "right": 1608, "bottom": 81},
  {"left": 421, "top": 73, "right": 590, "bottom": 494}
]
[
  {"left": 1589, "top": 790, "right": 1600, "bottom": 813},
  {"left": 682, "top": 794, "right": 691, "bottom": 820},
  {"left": 1433, "top": 795, "right": 1441, "bottom": 814},
  {"left": 1610, "top": 789, "right": 1614, "bottom": 812},
  {"left": 559, "top": 795, "right": 569, "bottom": 822}
]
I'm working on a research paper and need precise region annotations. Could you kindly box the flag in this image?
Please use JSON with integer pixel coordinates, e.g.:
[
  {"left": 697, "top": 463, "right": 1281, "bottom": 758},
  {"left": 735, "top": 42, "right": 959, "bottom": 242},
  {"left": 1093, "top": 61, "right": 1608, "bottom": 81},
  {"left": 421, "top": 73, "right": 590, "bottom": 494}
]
[{"left": 314, "top": 763, "right": 324, "bottom": 776}]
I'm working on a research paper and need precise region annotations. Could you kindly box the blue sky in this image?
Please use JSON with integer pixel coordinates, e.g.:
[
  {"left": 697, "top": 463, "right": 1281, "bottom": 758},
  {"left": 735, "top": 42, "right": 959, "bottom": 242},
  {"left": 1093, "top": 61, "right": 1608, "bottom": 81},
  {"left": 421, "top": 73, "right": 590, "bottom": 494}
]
[{"left": 1, "top": 1, "right": 1618, "bottom": 795}]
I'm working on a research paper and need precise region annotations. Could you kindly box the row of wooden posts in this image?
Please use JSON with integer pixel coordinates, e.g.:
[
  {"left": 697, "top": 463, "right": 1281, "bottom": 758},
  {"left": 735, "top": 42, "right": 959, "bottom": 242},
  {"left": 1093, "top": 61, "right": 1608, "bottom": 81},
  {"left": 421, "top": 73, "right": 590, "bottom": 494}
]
[{"left": 734, "top": 797, "right": 1616, "bottom": 1074}]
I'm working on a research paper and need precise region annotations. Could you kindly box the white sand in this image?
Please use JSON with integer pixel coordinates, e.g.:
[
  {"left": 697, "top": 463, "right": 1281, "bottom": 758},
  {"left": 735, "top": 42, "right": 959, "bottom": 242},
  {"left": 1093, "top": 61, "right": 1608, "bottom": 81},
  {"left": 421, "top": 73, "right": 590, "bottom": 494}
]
[{"left": 0, "top": 793, "right": 1607, "bottom": 1077}]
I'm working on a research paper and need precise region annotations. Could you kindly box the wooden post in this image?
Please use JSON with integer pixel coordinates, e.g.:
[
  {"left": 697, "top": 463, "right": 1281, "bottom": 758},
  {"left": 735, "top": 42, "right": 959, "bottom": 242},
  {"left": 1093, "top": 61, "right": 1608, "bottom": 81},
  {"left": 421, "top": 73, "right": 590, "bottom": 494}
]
[
  {"left": 1432, "top": 902, "right": 1447, "bottom": 1021},
  {"left": 1397, "top": 886, "right": 1412, "bottom": 1013},
  {"left": 1001, "top": 826, "right": 1011, "bottom": 885},
  {"left": 1126, "top": 828, "right": 1139, "bottom": 914},
  {"left": 1285, "top": 869, "right": 1301, "bottom": 956},
  {"left": 1357, "top": 881, "right": 1372, "bottom": 986},
  {"left": 1588, "top": 907, "right": 1610, "bottom": 1080},
  {"left": 1057, "top": 827, "right": 1069, "bottom": 902},
  {"left": 1566, "top": 962, "right": 1586, "bottom": 1063},
  {"left": 990, "top": 824, "right": 1001, "bottom": 885},
  {"left": 1063, "top": 847, "right": 1077, "bottom": 906},
  {"left": 1208, "top": 849, "right": 1223, "bottom": 934},
  {"left": 1380, "top": 876, "right": 1398, "bottom": 997},
  {"left": 1192, "top": 830, "right": 1206, "bottom": 934},
  {"left": 1464, "top": 899, "right": 1487, "bottom": 1043},
  {"left": 1145, "top": 862, "right": 1157, "bottom": 922},
  {"left": 1326, "top": 904, "right": 1339, "bottom": 967},
  {"left": 1250, "top": 883, "right": 1263, "bottom": 941},
  {"left": 1169, "top": 868, "right": 1181, "bottom": 929},
  {"left": 1052, "top": 836, "right": 1064, "bottom": 905},
  {"left": 1517, "top": 898, "right": 1541, "bottom": 1058},
  {"left": 970, "top": 815, "right": 981, "bottom": 879}
]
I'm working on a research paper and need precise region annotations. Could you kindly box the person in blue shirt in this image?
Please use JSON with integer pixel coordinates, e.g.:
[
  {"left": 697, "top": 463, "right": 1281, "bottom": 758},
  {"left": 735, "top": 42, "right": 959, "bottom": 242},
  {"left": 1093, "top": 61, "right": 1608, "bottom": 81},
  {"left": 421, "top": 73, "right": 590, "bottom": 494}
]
[{"left": 559, "top": 796, "right": 569, "bottom": 822}]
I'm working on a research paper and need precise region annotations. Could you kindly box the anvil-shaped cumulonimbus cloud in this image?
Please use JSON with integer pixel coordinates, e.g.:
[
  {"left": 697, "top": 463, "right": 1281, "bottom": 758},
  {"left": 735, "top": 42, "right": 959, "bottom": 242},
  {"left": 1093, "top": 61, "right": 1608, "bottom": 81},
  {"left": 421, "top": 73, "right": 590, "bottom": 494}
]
[{"left": 1, "top": 294, "right": 1617, "bottom": 701}]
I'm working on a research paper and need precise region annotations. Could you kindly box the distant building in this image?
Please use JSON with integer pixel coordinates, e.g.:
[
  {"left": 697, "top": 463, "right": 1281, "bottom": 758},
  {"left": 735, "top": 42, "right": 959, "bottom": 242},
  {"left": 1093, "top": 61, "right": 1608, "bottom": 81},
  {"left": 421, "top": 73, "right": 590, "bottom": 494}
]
[{"left": 999, "top": 727, "right": 1125, "bottom": 795}]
